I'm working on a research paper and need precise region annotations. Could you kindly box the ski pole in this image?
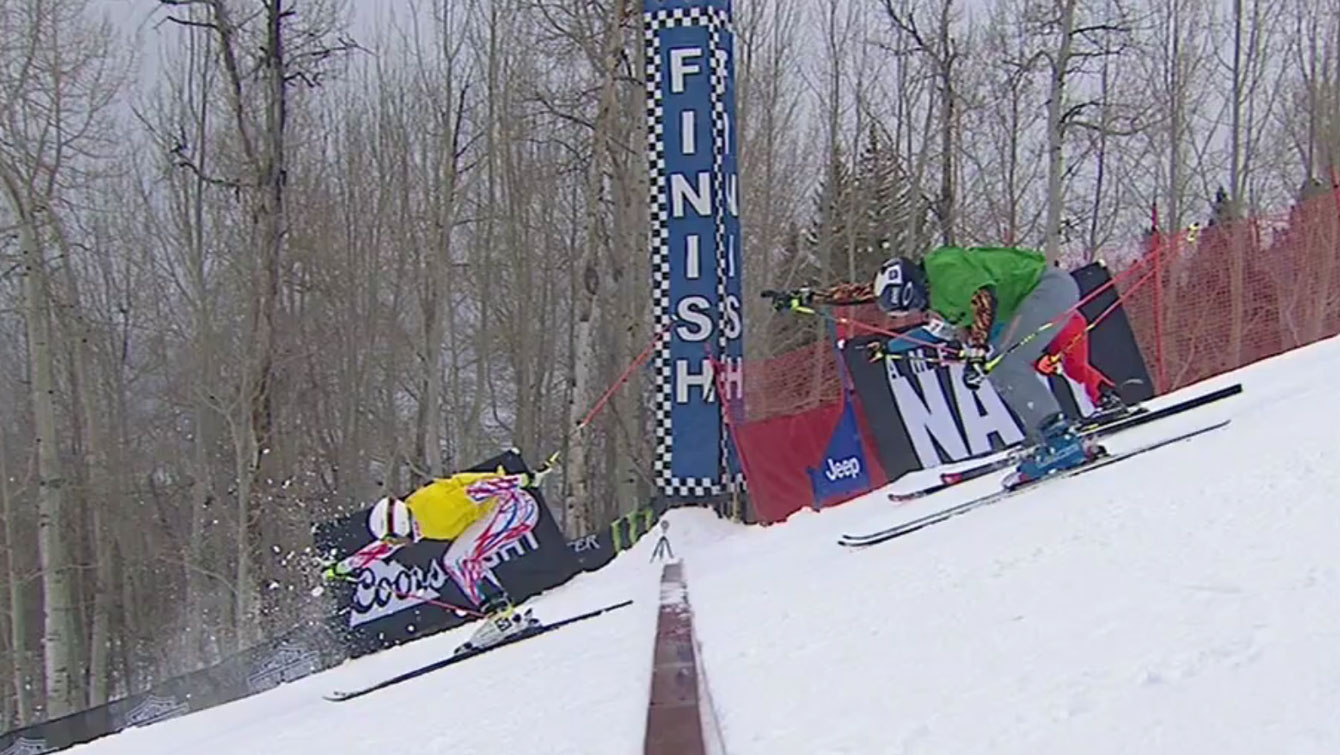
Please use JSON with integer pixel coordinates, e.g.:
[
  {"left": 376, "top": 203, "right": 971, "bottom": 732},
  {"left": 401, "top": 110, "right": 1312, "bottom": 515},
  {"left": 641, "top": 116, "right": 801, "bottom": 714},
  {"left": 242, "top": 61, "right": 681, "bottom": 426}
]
[
  {"left": 577, "top": 321, "right": 671, "bottom": 431},
  {"left": 844, "top": 338, "right": 965, "bottom": 366},
  {"left": 1039, "top": 263, "right": 1161, "bottom": 369},
  {"left": 540, "top": 321, "right": 672, "bottom": 470},
  {"left": 984, "top": 250, "right": 1172, "bottom": 376},
  {"left": 1017, "top": 249, "right": 1171, "bottom": 373},
  {"left": 761, "top": 289, "right": 956, "bottom": 355},
  {"left": 984, "top": 321, "right": 1057, "bottom": 372}
]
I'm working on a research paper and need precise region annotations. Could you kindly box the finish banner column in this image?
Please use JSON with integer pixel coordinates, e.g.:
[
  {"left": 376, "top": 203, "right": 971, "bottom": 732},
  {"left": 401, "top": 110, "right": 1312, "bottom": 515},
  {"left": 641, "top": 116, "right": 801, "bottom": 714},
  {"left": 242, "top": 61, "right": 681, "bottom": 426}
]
[{"left": 645, "top": 0, "right": 743, "bottom": 501}]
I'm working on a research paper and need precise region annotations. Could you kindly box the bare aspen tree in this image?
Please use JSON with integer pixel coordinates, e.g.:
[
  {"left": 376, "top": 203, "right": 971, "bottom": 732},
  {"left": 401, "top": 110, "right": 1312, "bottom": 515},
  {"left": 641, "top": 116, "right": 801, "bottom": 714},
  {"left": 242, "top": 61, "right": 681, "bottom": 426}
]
[
  {"left": 160, "top": 0, "right": 282, "bottom": 645},
  {"left": 424, "top": 1, "right": 471, "bottom": 481},
  {"left": 180, "top": 10, "right": 222, "bottom": 668},
  {"left": 1140, "top": 0, "right": 1212, "bottom": 237},
  {"left": 4, "top": 141, "right": 76, "bottom": 720},
  {"left": 542, "top": 0, "right": 632, "bottom": 536},
  {"left": 126, "top": 0, "right": 228, "bottom": 668},
  {"left": 736, "top": 0, "right": 807, "bottom": 359},
  {"left": 0, "top": 0, "right": 124, "bottom": 717},
  {"left": 1277, "top": 0, "right": 1322, "bottom": 183},
  {"left": 368, "top": 0, "right": 478, "bottom": 483},
  {"left": 46, "top": 215, "right": 116, "bottom": 706},
  {"left": 880, "top": 0, "right": 963, "bottom": 246},
  {"left": 817, "top": 0, "right": 852, "bottom": 285},
  {"left": 1009, "top": 0, "right": 1133, "bottom": 260},
  {"left": 1215, "top": 0, "right": 1289, "bottom": 210},
  {"left": 957, "top": 0, "right": 1048, "bottom": 245},
  {"left": 792, "top": 0, "right": 855, "bottom": 387},
  {"left": 0, "top": 421, "right": 32, "bottom": 723},
  {"left": 157, "top": 0, "right": 356, "bottom": 643},
  {"left": 1208, "top": 0, "right": 1285, "bottom": 365}
]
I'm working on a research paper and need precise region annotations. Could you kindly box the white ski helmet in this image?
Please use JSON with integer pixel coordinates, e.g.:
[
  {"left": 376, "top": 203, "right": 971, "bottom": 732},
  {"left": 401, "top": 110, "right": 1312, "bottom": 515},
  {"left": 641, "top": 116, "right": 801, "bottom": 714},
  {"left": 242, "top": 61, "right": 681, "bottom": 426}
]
[
  {"left": 873, "top": 257, "right": 928, "bottom": 314},
  {"left": 368, "top": 496, "right": 416, "bottom": 540}
]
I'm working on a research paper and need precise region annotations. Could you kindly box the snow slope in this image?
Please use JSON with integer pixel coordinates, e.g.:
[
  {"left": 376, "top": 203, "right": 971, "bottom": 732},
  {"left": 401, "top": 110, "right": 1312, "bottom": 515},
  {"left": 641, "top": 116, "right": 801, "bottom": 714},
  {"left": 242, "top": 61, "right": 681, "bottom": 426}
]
[{"left": 71, "top": 334, "right": 1340, "bottom": 754}]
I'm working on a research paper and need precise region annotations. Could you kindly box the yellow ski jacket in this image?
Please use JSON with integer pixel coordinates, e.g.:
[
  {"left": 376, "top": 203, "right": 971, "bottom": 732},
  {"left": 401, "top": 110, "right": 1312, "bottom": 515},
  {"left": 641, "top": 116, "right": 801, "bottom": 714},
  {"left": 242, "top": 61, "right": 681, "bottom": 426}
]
[{"left": 404, "top": 470, "right": 526, "bottom": 540}]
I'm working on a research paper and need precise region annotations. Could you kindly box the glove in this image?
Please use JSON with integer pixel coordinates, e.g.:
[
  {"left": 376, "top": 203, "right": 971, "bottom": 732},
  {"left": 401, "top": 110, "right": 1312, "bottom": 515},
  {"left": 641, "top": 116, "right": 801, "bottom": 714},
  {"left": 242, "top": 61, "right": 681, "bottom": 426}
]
[
  {"left": 762, "top": 288, "right": 813, "bottom": 313},
  {"left": 531, "top": 464, "right": 553, "bottom": 487},
  {"left": 1034, "top": 352, "right": 1061, "bottom": 376},
  {"left": 524, "top": 453, "right": 559, "bottom": 487},
  {"left": 959, "top": 343, "right": 990, "bottom": 390},
  {"left": 864, "top": 340, "right": 889, "bottom": 363},
  {"left": 321, "top": 560, "right": 354, "bottom": 582}
]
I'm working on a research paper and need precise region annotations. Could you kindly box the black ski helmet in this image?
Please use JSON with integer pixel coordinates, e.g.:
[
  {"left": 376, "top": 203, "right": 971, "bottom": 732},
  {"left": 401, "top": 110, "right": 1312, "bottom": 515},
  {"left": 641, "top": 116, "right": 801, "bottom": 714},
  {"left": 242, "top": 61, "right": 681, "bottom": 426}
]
[{"left": 873, "top": 258, "right": 928, "bottom": 314}]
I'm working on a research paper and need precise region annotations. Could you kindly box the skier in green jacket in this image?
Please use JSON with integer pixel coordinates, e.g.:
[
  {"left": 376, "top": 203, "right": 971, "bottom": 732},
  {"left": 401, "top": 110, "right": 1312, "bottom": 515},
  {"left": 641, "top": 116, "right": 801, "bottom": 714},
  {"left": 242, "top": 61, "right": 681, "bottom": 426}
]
[
  {"left": 869, "top": 246, "right": 1102, "bottom": 484},
  {"left": 763, "top": 245, "right": 1112, "bottom": 484}
]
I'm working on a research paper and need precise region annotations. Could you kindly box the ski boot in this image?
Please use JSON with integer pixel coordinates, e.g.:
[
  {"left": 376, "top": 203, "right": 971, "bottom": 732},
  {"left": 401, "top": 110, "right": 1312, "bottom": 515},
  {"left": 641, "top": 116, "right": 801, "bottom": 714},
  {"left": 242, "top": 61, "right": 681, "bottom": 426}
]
[
  {"left": 454, "top": 591, "right": 539, "bottom": 655},
  {"left": 1005, "top": 413, "right": 1104, "bottom": 489},
  {"left": 1079, "top": 385, "right": 1137, "bottom": 430}
]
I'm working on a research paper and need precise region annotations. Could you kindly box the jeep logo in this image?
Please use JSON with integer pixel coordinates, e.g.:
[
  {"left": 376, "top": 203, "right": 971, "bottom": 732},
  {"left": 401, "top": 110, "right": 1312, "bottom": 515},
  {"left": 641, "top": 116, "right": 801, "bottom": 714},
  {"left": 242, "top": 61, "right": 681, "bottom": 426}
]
[{"left": 824, "top": 456, "right": 862, "bottom": 481}]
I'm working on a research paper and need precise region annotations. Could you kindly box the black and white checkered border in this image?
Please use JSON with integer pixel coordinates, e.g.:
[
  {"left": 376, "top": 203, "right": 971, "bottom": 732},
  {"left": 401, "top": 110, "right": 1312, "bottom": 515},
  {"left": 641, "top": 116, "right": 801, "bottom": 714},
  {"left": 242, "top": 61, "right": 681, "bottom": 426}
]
[
  {"left": 709, "top": 18, "right": 731, "bottom": 497},
  {"left": 645, "top": 5, "right": 730, "bottom": 31},
  {"left": 646, "top": 12, "right": 674, "bottom": 496},
  {"left": 646, "top": 4, "right": 736, "bottom": 500},
  {"left": 706, "top": 15, "right": 747, "bottom": 493}
]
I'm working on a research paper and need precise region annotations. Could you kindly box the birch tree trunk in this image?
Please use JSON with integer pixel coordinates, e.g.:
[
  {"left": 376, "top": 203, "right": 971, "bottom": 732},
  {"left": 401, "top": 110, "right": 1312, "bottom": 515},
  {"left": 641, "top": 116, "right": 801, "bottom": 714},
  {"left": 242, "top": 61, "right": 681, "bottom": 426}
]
[
  {"left": 3, "top": 173, "right": 77, "bottom": 717},
  {"left": 0, "top": 423, "right": 32, "bottom": 723},
  {"left": 1044, "top": 0, "right": 1079, "bottom": 262},
  {"left": 424, "top": 2, "right": 467, "bottom": 481},
  {"left": 50, "top": 220, "right": 114, "bottom": 706},
  {"left": 564, "top": 0, "right": 630, "bottom": 536}
]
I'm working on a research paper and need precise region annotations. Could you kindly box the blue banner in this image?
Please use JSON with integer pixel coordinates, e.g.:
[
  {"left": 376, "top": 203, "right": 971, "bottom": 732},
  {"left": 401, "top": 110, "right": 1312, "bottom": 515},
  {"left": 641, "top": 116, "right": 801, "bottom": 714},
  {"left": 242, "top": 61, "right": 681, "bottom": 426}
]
[
  {"left": 807, "top": 400, "right": 872, "bottom": 509},
  {"left": 646, "top": 0, "right": 742, "bottom": 500}
]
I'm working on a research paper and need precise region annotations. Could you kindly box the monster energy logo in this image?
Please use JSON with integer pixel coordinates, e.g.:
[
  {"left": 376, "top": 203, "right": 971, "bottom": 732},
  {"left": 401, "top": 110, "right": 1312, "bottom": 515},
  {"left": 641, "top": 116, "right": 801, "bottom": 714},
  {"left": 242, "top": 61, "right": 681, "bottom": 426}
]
[{"left": 610, "top": 507, "right": 660, "bottom": 551}]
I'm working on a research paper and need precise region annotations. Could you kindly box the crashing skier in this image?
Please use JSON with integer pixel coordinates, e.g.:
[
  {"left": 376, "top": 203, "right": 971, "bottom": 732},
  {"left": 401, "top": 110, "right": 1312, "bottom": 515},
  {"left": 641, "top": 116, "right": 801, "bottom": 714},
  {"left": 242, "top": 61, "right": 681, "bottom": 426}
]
[
  {"left": 776, "top": 245, "right": 1130, "bottom": 487},
  {"left": 322, "top": 459, "right": 554, "bottom": 652}
]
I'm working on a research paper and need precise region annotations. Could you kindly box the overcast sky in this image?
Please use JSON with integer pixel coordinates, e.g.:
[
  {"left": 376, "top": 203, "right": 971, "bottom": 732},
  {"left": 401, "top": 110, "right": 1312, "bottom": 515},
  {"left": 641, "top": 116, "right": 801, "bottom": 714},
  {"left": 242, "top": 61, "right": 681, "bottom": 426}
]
[{"left": 120, "top": 0, "right": 426, "bottom": 75}]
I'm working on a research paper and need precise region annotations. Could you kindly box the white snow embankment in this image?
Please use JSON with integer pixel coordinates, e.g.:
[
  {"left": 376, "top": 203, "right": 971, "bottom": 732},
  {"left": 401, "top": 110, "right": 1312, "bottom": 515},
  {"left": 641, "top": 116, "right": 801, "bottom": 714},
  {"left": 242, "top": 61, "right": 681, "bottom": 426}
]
[
  {"left": 678, "top": 335, "right": 1340, "bottom": 754},
  {"left": 67, "top": 332, "right": 1340, "bottom": 755},
  {"left": 66, "top": 511, "right": 742, "bottom": 755}
]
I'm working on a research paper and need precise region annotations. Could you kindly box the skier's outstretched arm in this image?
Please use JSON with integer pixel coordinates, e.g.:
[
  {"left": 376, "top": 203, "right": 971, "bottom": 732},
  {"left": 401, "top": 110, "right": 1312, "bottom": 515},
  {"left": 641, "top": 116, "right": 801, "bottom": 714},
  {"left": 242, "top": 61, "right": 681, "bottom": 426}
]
[
  {"left": 761, "top": 282, "right": 877, "bottom": 311},
  {"left": 323, "top": 537, "right": 409, "bottom": 582}
]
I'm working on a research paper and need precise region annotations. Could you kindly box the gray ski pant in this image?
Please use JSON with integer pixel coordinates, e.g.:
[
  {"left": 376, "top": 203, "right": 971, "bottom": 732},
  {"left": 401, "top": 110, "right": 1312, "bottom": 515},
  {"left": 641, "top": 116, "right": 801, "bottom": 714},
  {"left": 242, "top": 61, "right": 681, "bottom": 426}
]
[{"left": 988, "top": 266, "right": 1078, "bottom": 441}]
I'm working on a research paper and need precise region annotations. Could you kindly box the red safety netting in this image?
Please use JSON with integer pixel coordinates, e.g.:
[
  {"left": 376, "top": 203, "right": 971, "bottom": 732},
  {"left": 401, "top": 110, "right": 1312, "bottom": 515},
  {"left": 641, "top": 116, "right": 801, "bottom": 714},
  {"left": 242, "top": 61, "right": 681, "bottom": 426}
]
[
  {"left": 1118, "top": 187, "right": 1340, "bottom": 393},
  {"left": 740, "top": 303, "right": 918, "bottom": 423}
]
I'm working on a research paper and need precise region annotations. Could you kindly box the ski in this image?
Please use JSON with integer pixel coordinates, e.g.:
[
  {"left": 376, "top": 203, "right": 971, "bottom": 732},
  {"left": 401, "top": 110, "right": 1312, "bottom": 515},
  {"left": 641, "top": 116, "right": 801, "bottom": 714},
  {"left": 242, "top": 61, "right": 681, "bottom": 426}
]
[
  {"left": 323, "top": 599, "right": 633, "bottom": 702},
  {"left": 888, "top": 383, "right": 1242, "bottom": 502},
  {"left": 843, "top": 419, "right": 1230, "bottom": 548}
]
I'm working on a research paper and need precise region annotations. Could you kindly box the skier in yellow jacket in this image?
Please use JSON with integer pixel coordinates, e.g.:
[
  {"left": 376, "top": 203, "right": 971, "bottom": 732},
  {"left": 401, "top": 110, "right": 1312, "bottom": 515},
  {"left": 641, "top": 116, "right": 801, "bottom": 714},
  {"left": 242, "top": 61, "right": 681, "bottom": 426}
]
[{"left": 323, "top": 458, "right": 555, "bottom": 652}]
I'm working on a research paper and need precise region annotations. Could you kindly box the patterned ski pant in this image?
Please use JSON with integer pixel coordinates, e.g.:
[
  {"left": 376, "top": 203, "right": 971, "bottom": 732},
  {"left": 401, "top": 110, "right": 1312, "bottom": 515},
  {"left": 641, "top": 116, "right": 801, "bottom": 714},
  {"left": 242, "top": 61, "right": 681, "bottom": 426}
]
[{"left": 444, "top": 482, "right": 540, "bottom": 608}]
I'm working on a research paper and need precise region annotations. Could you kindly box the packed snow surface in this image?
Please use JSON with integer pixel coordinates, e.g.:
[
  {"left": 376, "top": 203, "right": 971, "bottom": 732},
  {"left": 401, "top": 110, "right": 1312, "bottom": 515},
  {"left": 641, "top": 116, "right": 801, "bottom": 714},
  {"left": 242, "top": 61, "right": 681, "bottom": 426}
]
[{"left": 71, "top": 335, "right": 1340, "bottom": 754}]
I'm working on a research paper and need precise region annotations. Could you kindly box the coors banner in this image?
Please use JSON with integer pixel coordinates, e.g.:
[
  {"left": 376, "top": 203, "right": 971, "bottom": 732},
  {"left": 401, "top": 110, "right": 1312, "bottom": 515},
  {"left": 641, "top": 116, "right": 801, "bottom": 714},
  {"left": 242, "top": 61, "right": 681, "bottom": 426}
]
[{"left": 313, "top": 450, "right": 579, "bottom": 656}]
